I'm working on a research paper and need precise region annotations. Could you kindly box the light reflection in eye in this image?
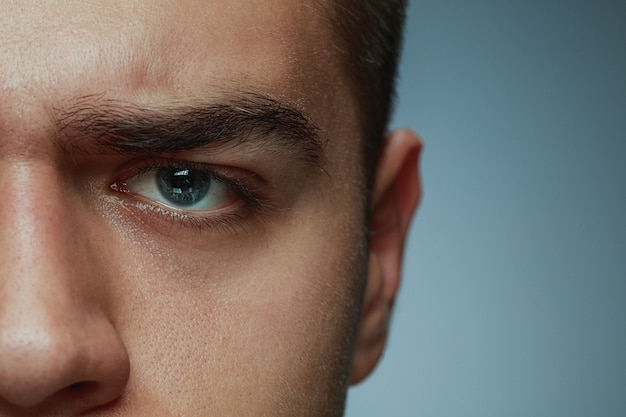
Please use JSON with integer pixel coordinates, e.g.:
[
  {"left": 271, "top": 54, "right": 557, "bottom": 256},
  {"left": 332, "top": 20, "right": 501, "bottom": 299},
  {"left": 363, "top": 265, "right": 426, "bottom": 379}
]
[{"left": 125, "top": 165, "right": 232, "bottom": 211}]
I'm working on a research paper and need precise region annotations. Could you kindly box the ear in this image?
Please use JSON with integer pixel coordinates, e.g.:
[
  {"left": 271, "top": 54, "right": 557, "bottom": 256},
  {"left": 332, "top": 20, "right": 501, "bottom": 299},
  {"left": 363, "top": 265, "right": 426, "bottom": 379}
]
[{"left": 350, "top": 128, "right": 422, "bottom": 384}]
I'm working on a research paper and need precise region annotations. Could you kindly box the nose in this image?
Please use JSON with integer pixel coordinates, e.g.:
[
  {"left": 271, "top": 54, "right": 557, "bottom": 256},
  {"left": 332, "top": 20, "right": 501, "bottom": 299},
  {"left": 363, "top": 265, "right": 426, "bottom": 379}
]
[{"left": 0, "top": 163, "right": 130, "bottom": 413}]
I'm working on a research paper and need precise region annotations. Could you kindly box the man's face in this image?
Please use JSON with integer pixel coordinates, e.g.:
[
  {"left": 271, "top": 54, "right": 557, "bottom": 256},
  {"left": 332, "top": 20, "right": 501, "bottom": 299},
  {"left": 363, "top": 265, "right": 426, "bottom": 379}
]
[{"left": 0, "top": 0, "right": 373, "bottom": 415}]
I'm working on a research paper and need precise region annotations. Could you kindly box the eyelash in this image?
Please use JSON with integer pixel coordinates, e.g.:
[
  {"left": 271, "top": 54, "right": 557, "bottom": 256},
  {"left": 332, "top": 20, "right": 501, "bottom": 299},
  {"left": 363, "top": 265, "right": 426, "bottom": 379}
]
[{"left": 110, "top": 158, "right": 266, "bottom": 232}]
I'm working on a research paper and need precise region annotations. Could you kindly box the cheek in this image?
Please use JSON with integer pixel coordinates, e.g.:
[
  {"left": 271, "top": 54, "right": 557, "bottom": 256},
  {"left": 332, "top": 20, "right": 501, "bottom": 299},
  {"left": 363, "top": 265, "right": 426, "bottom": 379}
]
[{"left": 101, "top": 200, "right": 365, "bottom": 414}]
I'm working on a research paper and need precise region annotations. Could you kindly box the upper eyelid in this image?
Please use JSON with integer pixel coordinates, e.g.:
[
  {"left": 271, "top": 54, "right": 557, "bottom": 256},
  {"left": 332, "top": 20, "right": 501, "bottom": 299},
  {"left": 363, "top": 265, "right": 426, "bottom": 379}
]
[
  {"left": 114, "top": 157, "right": 247, "bottom": 182},
  {"left": 130, "top": 158, "right": 220, "bottom": 177},
  {"left": 111, "top": 157, "right": 266, "bottom": 211}
]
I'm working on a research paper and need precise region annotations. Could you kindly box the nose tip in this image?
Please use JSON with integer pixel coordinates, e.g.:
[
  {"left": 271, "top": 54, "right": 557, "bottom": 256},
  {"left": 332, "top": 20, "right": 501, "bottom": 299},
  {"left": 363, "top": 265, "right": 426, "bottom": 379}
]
[{"left": 0, "top": 309, "right": 130, "bottom": 412}]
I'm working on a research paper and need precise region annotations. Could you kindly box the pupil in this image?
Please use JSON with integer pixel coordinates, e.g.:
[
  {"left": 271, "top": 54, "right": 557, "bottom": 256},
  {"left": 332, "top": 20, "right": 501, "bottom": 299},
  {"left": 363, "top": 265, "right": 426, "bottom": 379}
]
[{"left": 157, "top": 167, "right": 212, "bottom": 207}]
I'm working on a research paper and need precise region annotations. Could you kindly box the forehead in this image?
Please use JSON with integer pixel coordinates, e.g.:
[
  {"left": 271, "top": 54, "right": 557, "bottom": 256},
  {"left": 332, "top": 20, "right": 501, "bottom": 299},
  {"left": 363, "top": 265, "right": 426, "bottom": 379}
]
[
  {"left": 1, "top": 1, "right": 363, "bottom": 185},
  {"left": 0, "top": 0, "right": 343, "bottom": 112}
]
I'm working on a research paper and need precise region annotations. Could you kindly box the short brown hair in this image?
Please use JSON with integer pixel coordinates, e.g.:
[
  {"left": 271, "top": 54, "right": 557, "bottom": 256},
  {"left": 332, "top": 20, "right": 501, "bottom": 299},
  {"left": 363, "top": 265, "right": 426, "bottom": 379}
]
[{"left": 328, "top": 0, "right": 408, "bottom": 184}]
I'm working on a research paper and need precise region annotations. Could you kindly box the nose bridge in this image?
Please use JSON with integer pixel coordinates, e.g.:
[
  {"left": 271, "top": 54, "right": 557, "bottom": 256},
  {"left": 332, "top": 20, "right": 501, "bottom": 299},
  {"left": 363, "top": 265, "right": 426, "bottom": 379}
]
[
  {"left": 0, "top": 160, "right": 87, "bottom": 362},
  {"left": 0, "top": 159, "right": 130, "bottom": 410},
  {"left": 0, "top": 161, "right": 80, "bottom": 288}
]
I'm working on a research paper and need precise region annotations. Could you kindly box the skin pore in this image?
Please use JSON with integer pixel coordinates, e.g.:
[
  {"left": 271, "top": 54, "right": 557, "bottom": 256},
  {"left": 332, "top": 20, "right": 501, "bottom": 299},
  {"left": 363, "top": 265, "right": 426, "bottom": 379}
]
[{"left": 0, "top": 1, "right": 421, "bottom": 416}]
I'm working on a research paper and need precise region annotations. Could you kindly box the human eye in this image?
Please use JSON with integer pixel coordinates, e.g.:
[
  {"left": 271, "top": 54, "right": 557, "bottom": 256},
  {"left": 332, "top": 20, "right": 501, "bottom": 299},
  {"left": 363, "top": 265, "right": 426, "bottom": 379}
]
[
  {"left": 109, "top": 158, "right": 263, "bottom": 230},
  {"left": 127, "top": 164, "right": 230, "bottom": 210}
]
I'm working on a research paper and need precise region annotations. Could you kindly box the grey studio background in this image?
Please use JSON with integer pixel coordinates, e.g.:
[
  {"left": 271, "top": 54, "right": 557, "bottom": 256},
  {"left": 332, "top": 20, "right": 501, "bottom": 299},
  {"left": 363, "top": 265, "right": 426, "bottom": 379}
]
[{"left": 345, "top": 1, "right": 626, "bottom": 417}]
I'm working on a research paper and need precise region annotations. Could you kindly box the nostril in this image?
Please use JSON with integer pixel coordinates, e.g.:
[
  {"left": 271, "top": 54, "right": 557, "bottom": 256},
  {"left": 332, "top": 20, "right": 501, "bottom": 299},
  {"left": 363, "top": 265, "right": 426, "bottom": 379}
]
[
  {"left": 52, "top": 381, "right": 116, "bottom": 414},
  {"left": 67, "top": 381, "right": 96, "bottom": 393},
  {"left": 68, "top": 382, "right": 87, "bottom": 392},
  {"left": 63, "top": 381, "right": 101, "bottom": 408}
]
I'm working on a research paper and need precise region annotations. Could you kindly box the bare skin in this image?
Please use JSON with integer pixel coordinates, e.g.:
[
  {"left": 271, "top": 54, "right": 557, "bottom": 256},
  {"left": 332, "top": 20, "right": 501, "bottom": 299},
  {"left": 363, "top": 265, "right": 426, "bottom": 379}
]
[{"left": 0, "top": 1, "right": 421, "bottom": 416}]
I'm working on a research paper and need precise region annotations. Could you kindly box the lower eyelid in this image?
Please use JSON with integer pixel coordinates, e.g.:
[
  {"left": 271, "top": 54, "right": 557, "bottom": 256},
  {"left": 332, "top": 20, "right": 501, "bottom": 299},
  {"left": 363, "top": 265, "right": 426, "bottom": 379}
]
[
  {"left": 117, "top": 196, "right": 254, "bottom": 237},
  {"left": 120, "top": 180, "right": 245, "bottom": 214},
  {"left": 109, "top": 168, "right": 270, "bottom": 235},
  {"left": 125, "top": 195, "right": 245, "bottom": 220}
]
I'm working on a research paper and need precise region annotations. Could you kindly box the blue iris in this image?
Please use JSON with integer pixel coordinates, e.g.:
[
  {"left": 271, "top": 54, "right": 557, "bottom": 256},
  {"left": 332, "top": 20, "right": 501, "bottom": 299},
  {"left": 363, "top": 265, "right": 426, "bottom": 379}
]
[{"left": 156, "top": 167, "right": 212, "bottom": 207}]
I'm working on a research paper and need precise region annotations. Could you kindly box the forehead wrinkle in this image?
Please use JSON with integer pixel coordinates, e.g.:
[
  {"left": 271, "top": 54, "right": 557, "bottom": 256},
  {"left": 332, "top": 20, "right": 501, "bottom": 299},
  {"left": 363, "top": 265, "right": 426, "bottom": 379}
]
[
  {"left": 131, "top": 1, "right": 337, "bottom": 95},
  {"left": 116, "top": 14, "right": 195, "bottom": 96}
]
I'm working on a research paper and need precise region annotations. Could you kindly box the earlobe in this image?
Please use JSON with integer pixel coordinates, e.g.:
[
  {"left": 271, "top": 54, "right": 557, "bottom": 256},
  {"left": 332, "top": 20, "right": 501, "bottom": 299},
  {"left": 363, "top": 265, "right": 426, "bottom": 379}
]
[{"left": 350, "top": 129, "right": 422, "bottom": 385}]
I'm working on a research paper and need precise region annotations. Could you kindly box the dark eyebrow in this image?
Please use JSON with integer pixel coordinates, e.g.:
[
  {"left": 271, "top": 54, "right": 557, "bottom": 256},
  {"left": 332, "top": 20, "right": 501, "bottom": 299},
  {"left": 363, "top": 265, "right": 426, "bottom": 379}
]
[{"left": 55, "top": 92, "right": 324, "bottom": 166}]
